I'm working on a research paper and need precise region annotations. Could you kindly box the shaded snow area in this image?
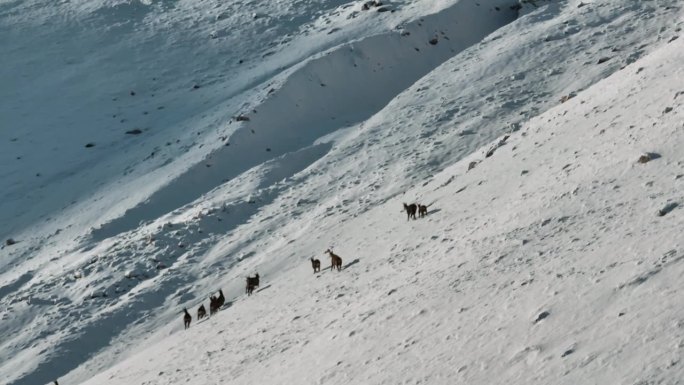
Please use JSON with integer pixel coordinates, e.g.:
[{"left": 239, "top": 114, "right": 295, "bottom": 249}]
[{"left": 1, "top": 0, "right": 683, "bottom": 384}]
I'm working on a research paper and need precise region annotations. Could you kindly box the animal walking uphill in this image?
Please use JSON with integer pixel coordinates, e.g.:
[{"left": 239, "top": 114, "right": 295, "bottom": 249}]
[
  {"left": 180, "top": 288, "right": 227, "bottom": 330},
  {"left": 310, "top": 257, "right": 321, "bottom": 273},
  {"left": 326, "top": 249, "right": 343, "bottom": 271},
  {"left": 183, "top": 308, "right": 192, "bottom": 330},
  {"left": 246, "top": 273, "right": 260, "bottom": 296}
]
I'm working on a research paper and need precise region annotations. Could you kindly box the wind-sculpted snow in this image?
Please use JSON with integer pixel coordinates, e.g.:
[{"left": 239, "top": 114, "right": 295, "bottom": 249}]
[
  {"left": 1, "top": 0, "right": 518, "bottom": 383},
  {"left": 0, "top": 0, "right": 430, "bottom": 240},
  {"left": 91, "top": 0, "right": 518, "bottom": 240},
  {"left": 83, "top": 32, "right": 684, "bottom": 385},
  {"left": 0, "top": 0, "right": 683, "bottom": 384}
]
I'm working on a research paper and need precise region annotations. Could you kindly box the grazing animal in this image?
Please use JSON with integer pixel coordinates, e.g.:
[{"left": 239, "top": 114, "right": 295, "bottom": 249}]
[
  {"left": 325, "top": 249, "right": 343, "bottom": 271},
  {"left": 403, "top": 203, "right": 417, "bottom": 220},
  {"left": 209, "top": 295, "right": 219, "bottom": 316},
  {"left": 418, "top": 204, "right": 428, "bottom": 218},
  {"left": 310, "top": 257, "right": 321, "bottom": 273},
  {"left": 197, "top": 304, "right": 207, "bottom": 320},
  {"left": 183, "top": 308, "right": 192, "bottom": 329},
  {"left": 246, "top": 273, "right": 260, "bottom": 296}
]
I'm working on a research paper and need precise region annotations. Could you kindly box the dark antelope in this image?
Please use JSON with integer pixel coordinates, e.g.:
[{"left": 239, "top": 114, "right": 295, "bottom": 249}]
[
  {"left": 403, "top": 203, "right": 417, "bottom": 220},
  {"left": 418, "top": 204, "right": 428, "bottom": 218},
  {"left": 209, "top": 295, "right": 218, "bottom": 316},
  {"left": 183, "top": 308, "right": 192, "bottom": 329},
  {"left": 209, "top": 289, "right": 225, "bottom": 315},
  {"left": 310, "top": 257, "right": 321, "bottom": 273},
  {"left": 246, "top": 273, "right": 260, "bottom": 296}
]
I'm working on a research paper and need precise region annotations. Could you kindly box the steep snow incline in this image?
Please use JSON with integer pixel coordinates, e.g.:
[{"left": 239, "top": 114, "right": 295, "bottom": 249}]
[
  {"left": 82, "top": 34, "right": 684, "bottom": 385},
  {"left": 1, "top": 0, "right": 683, "bottom": 384},
  {"left": 1, "top": 1, "right": 519, "bottom": 384}
]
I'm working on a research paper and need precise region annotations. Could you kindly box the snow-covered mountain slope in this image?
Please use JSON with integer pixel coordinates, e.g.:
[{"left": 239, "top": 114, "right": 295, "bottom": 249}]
[
  {"left": 82, "top": 34, "right": 684, "bottom": 385},
  {"left": 1, "top": 0, "right": 683, "bottom": 384}
]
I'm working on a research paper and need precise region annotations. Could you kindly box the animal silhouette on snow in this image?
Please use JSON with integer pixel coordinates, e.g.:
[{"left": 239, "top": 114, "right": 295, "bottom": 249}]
[
  {"left": 246, "top": 273, "right": 260, "bottom": 296},
  {"left": 197, "top": 304, "right": 207, "bottom": 320},
  {"left": 209, "top": 295, "right": 218, "bottom": 316},
  {"left": 403, "top": 203, "right": 417, "bottom": 220},
  {"left": 325, "top": 249, "right": 343, "bottom": 271},
  {"left": 310, "top": 257, "right": 321, "bottom": 273},
  {"left": 209, "top": 289, "right": 225, "bottom": 315},
  {"left": 418, "top": 204, "right": 428, "bottom": 218},
  {"left": 183, "top": 308, "right": 192, "bottom": 329}
]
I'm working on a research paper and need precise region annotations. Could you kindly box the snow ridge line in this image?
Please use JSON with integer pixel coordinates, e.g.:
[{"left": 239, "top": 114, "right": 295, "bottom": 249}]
[
  {"left": 2, "top": 3, "right": 520, "bottom": 385},
  {"left": 90, "top": 0, "right": 519, "bottom": 241}
]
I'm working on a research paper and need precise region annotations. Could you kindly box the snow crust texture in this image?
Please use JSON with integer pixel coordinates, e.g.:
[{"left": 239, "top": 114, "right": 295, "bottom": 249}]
[{"left": 1, "top": 0, "right": 683, "bottom": 384}]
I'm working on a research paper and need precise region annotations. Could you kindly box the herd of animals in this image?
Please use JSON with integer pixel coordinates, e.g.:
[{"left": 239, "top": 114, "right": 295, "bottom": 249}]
[{"left": 181, "top": 202, "right": 428, "bottom": 328}]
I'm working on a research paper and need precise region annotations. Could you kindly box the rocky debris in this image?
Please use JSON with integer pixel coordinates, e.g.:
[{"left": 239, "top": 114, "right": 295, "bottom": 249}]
[
  {"left": 637, "top": 152, "right": 660, "bottom": 164},
  {"left": 5, "top": 238, "right": 16, "bottom": 246},
  {"left": 428, "top": 37, "right": 439, "bottom": 45},
  {"left": 534, "top": 310, "right": 550, "bottom": 323},
  {"left": 597, "top": 57, "right": 611, "bottom": 64},
  {"left": 560, "top": 93, "right": 576, "bottom": 103},
  {"left": 468, "top": 161, "right": 479, "bottom": 171},
  {"left": 89, "top": 291, "right": 108, "bottom": 299},
  {"left": 657, "top": 202, "right": 678, "bottom": 217},
  {"left": 125, "top": 129, "right": 143, "bottom": 135},
  {"left": 235, "top": 115, "right": 250, "bottom": 122},
  {"left": 485, "top": 135, "right": 510, "bottom": 158},
  {"left": 361, "top": 1, "right": 383, "bottom": 11}
]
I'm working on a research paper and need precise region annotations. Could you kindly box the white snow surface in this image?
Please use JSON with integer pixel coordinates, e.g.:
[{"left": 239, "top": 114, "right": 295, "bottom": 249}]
[{"left": 1, "top": 0, "right": 684, "bottom": 384}]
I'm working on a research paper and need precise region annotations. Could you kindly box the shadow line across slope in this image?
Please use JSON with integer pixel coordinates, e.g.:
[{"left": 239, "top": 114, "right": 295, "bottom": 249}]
[{"left": 92, "top": 0, "right": 518, "bottom": 241}]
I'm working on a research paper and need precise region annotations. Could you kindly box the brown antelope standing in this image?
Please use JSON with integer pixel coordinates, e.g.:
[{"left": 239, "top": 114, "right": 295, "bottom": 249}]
[
  {"left": 310, "top": 257, "right": 321, "bottom": 273},
  {"left": 325, "top": 249, "right": 343, "bottom": 271}
]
